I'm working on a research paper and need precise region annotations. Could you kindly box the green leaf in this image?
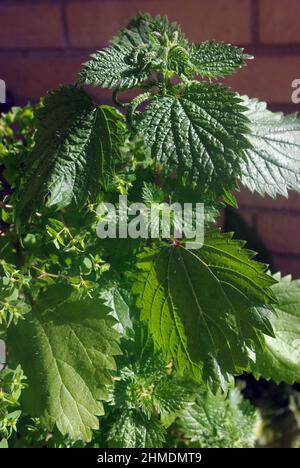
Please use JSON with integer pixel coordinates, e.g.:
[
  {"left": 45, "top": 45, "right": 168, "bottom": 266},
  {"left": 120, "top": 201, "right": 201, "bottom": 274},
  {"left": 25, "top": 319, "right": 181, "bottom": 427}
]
[
  {"left": 112, "top": 13, "right": 190, "bottom": 78},
  {"left": 240, "top": 96, "right": 300, "bottom": 197},
  {"left": 7, "top": 285, "right": 121, "bottom": 441},
  {"left": 178, "top": 387, "right": 257, "bottom": 448},
  {"left": 108, "top": 411, "right": 166, "bottom": 448},
  {"left": 108, "top": 340, "right": 193, "bottom": 444},
  {"left": 222, "top": 188, "right": 238, "bottom": 208},
  {"left": 78, "top": 45, "right": 149, "bottom": 89},
  {"left": 111, "top": 12, "right": 188, "bottom": 50},
  {"left": 0, "top": 365, "right": 26, "bottom": 441},
  {"left": 251, "top": 274, "right": 300, "bottom": 384},
  {"left": 142, "top": 182, "right": 164, "bottom": 205},
  {"left": 112, "top": 352, "right": 190, "bottom": 418},
  {"left": 151, "top": 378, "right": 191, "bottom": 419},
  {"left": 0, "top": 438, "right": 8, "bottom": 448},
  {"left": 135, "top": 83, "right": 251, "bottom": 191},
  {"left": 167, "top": 183, "right": 223, "bottom": 227},
  {"left": 79, "top": 13, "right": 190, "bottom": 90},
  {"left": 167, "top": 45, "right": 192, "bottom": 77},
  {"left": 101, "top": 286, "right": 133, "bottom": 338},
  {"left": 133, "top": 231, "right": 276, "bottom": 388},
  {"left": 190, "top": 42, "right": 252, "bottom": 78},
  {"left": 16, "top": 87, "right": 125, "bottom": 225}
]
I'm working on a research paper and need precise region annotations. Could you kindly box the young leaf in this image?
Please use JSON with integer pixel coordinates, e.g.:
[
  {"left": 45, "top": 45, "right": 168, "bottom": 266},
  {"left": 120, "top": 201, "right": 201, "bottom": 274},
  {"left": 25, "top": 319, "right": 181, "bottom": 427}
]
[
  {"left": 106, "top": 339, "right": 191, "bottom": 447},
  {"left": 0, "top": 439, "right": 8, "bottom": 448},
  {"left": 78, "top": 45, "right": 149, "bottom": 89},
  {"left": 112, "top": 12, "right": 191, "bottom": 78},
  {"left": 251, "top": 274, "right": 300, "bottom": 384},
  {"left": 79, "top": 13, "right": 191, "bottom": 89},
  {"left": 190, "top": 42, "right": 252, "bottom": 78},
  {"left": 178, "top": 388, "right": 257, "bottom": 448},
  {"left": 101, "top": 286, "right": 133, "bottom": 338},
  {"left": 108, "top": 411, "right": 166, "bottom": 448},
  {"left": 141, "top": 182, "right": 164, "bottom": 205},
  {"left": 135, "top": 83, "right": 251, "bottom": 191},
  {"left": 112, "top": 352, "right": 190, "bottom": 419},
  {"left": 240, "top": 96, "right": 300, "bottom": 197},
  {"left": 16, "top": 87, "right": 125, "bottom": 225},
  {"left": 111, "top": 12, "right": 188, "bottom": 50},
  {"left": 7, "top": 285, "right": 121, "bottom": 441},
  {"left": 133, "top": 231, "right": 276, "bottom": 389}
]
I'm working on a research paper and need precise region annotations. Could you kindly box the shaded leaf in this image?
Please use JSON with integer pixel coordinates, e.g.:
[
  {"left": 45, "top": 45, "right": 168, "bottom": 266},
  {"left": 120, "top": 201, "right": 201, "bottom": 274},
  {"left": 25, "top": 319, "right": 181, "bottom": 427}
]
[
  {"left": 16, "top": 87, "right": 125, "bottom": 226},
  {"left": 101, "top": 286, "right": 133, "bottom": 338},
  {"left": 108, "top": 411, "right": 166, "bottom": 448},
  {"left": 8, "top": 285, "right": 121, "bottom": 441}
]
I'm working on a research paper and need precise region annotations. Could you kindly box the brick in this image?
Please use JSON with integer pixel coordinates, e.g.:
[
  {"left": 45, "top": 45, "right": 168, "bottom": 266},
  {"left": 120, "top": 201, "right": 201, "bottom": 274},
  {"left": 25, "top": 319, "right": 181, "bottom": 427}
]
[
  {"left": 0, "top": 5, "right": 64, "bottom": 49},
  {"left": 65, "top": 0, "right": 251, "bottom": 48},
  {"left": 88, "top": 85, "right": 140, "bottom": 106},
  {"left": 140, "top": 0, "right": 252, "bottom": 43},
  {"left": 235, "top": 209, "right": 256, "bottom": 228},
  {"left": 256, "top": 212, "right": 300, "bottom": 255},
  {"left": 259, "top": 0, "right": 300, "bottom": 44},
  {"left": 0, "top": 55, "right": 85, "bottom": 101},
  {"left": 0, "top": 53, "right": 129, "bottom": 104},
  {"left": 272, "top": 254, "right": 300, "bottom": 279},
  {"left": 224, "top": 56, "right": 300, "bottom": 104},
  {"left": 237, "top": 188, "right": 300, "bottom": 212}
]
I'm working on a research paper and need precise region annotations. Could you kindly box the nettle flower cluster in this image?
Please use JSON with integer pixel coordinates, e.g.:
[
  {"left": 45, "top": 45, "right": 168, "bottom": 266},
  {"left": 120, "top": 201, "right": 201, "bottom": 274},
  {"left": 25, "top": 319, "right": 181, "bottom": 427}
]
[{"left": 1, "top": 13, "right": 300, "bottom": 448}]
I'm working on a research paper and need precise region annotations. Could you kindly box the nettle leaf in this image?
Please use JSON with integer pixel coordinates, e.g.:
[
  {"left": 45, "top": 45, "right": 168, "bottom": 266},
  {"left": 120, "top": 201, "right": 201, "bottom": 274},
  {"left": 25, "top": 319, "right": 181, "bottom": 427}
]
[
  {"left": 107, "top": 348, "right": 191, "bottom": 448},
  {"left": 133, "top": 231, "right": 276, "bottom": 388},
  {"left": 113, "top": 352, "right": 190, "bottom": 419},
  {"left": 7, "top": 285, "right": 121, "bottom": 441},
  {"left": 251, "top": 274, "right": 300, "bottom": 384},
  {"left": 16, "top": 86, "right": 125, "bottom": 225},
  {"left": 178, "top": 388, "right": 257, "bottom": 448},
  {"left": 112, "top": 12, "right": 190, "bottom": 78},
  {"left": 111, "top": 12, "right": 188, "bottom": 50},
  {"left": 80, "top": 13, "right": 190, "bottom": 89},
  {"left": 108, "top": 411, "right": 166, "bottom": 448},
  {"left": 135, "top": 83, "right": 251, "bottom": 191},
  {"left": 101, "top": 286, "right": 133, "bottom": 338},
  {"left": 78, "top": 45, "right": 149, "bottom": 89},
  {"left": 240, "top": 96, "right": 300, "bottom": 197},
  {"left": 190, "top": 42, "right": 251, "bottom": 78},
  {"left": 167, "top": 45, "right": 192, "bottom": 76}
]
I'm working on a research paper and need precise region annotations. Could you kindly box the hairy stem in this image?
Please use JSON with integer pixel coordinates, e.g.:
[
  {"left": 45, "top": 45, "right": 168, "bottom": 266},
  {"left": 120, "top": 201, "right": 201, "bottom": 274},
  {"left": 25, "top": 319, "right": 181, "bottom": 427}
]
[{"left": 126, "top": 92, "right": 152, "bottom": 129}]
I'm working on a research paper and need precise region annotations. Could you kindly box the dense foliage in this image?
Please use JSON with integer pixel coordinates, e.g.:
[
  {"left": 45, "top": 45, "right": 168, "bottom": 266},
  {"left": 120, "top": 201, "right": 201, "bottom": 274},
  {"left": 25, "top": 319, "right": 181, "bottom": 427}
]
[{"left": 1, "top": 13, "right": 300, "bottom": 448}]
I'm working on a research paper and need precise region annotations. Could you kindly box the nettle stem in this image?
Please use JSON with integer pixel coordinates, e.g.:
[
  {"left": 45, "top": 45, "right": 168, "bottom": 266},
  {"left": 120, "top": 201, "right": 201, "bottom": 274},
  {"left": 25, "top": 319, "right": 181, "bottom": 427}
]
[
  {"left": 126, "top": 92, "right": 152, "bottom": 128},
  {"left": 112, "top": 88, "right": 130, "bottom": 109}
]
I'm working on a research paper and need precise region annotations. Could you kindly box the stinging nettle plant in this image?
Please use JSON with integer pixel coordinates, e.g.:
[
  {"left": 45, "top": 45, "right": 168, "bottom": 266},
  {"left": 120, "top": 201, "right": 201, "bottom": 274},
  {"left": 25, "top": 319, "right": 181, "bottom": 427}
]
[{"left": 1, "top": 13, "right": 300, "bottom": 448}]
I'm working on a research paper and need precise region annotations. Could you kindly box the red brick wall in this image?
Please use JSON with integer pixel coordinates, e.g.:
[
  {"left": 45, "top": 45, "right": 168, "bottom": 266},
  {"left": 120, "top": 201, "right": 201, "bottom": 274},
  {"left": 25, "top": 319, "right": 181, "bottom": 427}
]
[{"left": 0, "top": 0, "right": 300, "bottom": 276}]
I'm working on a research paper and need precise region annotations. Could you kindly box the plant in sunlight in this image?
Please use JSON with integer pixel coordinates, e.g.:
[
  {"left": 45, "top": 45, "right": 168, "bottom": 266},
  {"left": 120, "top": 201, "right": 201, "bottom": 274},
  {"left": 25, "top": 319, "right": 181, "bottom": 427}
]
[{"left": 1, "top": 13, "right": 300, "bottom": 448}]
